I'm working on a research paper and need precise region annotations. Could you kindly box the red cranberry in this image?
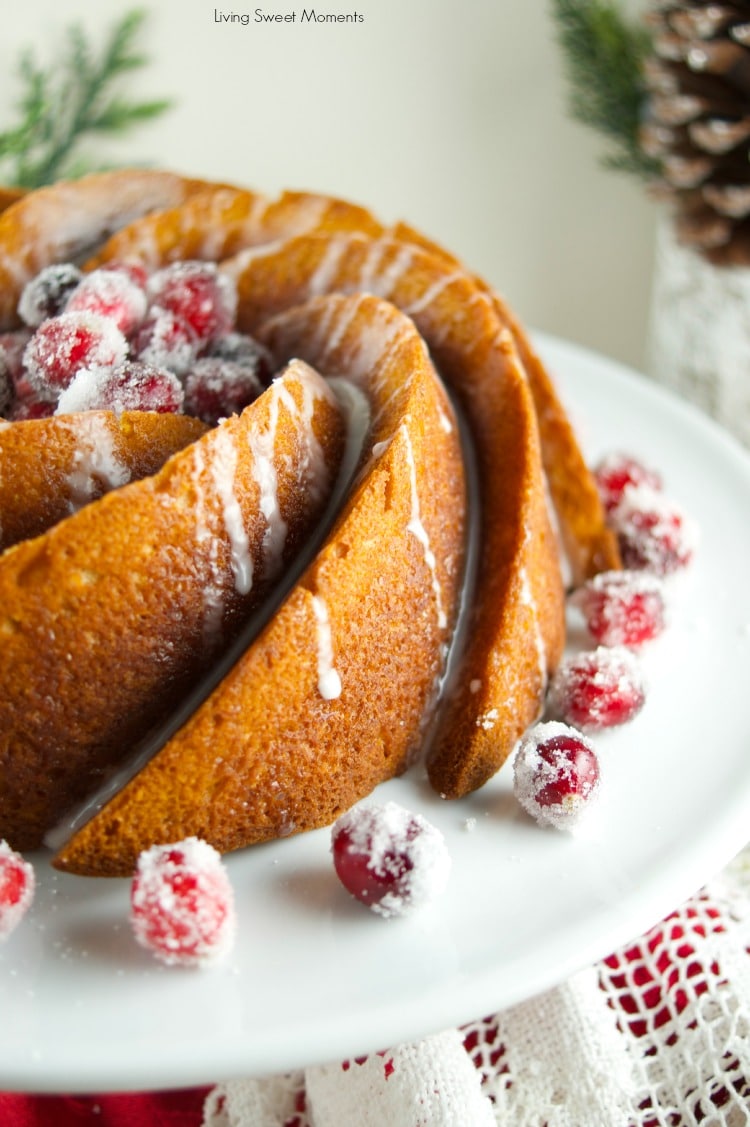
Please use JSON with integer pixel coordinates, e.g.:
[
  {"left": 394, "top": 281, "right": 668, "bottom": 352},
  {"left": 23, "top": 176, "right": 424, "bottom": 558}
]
[
  {"left": 104, "top": 259, "right": 151, "bottom": 290},
  {"left": 147, "top": 262, "right": 237, "bottom": 344},
  {"left": 130, "top": 838, "right": 236, "bottom": 967},
  {"left": 570, "top": 570, "right": 667, "bottom": 648},
  {"left": 0, "top": 356, "right": 12, "bottom": 416},
  {"left": 183, "top": 357, "right": 263, "bottom": 425},
  {"left": 0, "top": 840, "right": 35, "bottom": 939},
  {"left": 133, "top": 308, "right": 199, "bottom": 375},
  {"left": 9, "top": 396, "right": 56, "bottom": 421},
  {"left": 548, "top": 646, "right": 646, "bottom": 732},
  {"left": 513, "top": 722, "right": 600, "bottom": 829},
  {"left": 56, "top": 360, "right": 184, "bottom": 415},
  {"left": 17, "top": 263, "right": 83, "bottom": 328},
  {"left": 207, "top": 332, "right": 274, "bottom": 385},
  {"left": 331, "top": 802, "right": 451, "bottom": 918},
  {"left": 0, "top": 330, "right": 32, "bottom": 385},
  {"left": 610, "top": 485, "right": 697, "bottom": 576},
  {"left": 23, "top": 312, "right": 128, "bottom": 396},
  {"left": 594, "top": 453, "right": 662, "bottom": 513},
  {"left": 66, "top": 268, "right": 147, "bottom": 335}
]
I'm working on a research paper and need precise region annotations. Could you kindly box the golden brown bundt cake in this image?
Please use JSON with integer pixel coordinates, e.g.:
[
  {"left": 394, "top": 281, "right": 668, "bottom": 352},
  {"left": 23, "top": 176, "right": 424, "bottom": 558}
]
[
  {"left": 0, "top": 170, "right": 618, "bottom": 875},
  {"left": 0, "top": 361, "right": 346, "bottom": 851},
  {"left": 0, "top": 410, "right": 206, "bottom": 551},
  {"left": 54, "top": 293, "right": 467, "bottom": 876}
]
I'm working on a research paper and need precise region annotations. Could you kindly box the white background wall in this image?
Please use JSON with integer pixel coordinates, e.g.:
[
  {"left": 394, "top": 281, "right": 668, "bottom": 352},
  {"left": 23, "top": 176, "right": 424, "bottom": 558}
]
[{"left": 0, "top": 0, "right": 657, "bottom": 370}]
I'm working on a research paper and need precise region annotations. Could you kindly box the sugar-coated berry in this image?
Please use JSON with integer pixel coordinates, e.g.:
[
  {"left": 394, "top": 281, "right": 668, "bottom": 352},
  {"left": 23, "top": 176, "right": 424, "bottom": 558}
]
[
  {"left": 331, "top": 801, "right": 451, "bottom": 918},
  {"left": 610, "top": 484, "right": 697, "bottom": 577},
  {"left": 147, "top": 262, "right": 237, "bottom": 344},
  {"left": 207, "top": 332, "right": 273, "bottom": 384},
  {"left": 548, "top": 646, "right": 646, "bottom": 732},
  {"left": 594, "top": 452, "right": 663, "bottom": 513},
  {"left": 0, "top": 355, "right": 12, "bottom": 416},
  {"left": 183, "top": 357, "right": 263, "bottom": 425},
  {"left": 66, "top": 268, "right": 147, "bottom": 335},
  {"left": 130, "top": 837, "right": 236, "bottom": 967},
  {"left": 0, "top": 329, "right": 32, "bottom": 384},
  {"left": 10, "top": 396, "right": 56, "bottom": 421},
  {"left": 23, "top": 311, "right": 128, "bottom": 396},
  {"left": 104, "top": 259, "right": 150, "bottom": 290},
  {"left": 56, "top": 360, "right": 184, "bottom": 416},
  {"left": 18, "top": 263, "right": 83, "bottom": 328},
  {"left": 0, "top": 840, "right": 35, "bottom": 939},
  {"left": 569, "top": 570, "right": 667, "bottom": 648},
  {"left": 133, "top": 308, "right": 199, "bottom": 375},
  {"left": 513, "top": 721, "right": 600, "bottom": 830}
]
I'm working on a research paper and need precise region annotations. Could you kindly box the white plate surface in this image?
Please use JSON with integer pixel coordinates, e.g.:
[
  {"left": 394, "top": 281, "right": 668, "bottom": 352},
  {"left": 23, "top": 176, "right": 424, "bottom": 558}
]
[{"left": 2, "top": 334, "right": 750, "bottom": 1094}]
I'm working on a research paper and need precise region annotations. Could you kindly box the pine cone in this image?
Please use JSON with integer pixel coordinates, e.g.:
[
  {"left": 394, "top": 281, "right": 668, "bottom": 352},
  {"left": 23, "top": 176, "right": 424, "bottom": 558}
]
[{"left": 641, "top": 0, "right": 750, "bottom": 263}]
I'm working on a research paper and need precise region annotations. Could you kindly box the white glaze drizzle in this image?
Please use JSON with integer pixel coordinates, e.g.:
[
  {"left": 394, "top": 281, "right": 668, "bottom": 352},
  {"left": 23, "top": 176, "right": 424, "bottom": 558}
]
[
  {"left": 401, "top": 271, "right": 465, "bottom": 319},
  {"left": 189, "top": 442, "right": 226, "bottom": 640},
  {"left": 310, "top": 593, "right": 342, "bottom": 700},
  {"left": 64, "top": 414, "right": 130, "bottom": 510},
  {"left": 208, "top": 425, "right": 254, "bottom": 595},
  {"left": 401, "top": 420, "right": 447, "bottom": 631},
  {"left": 307, "top": 235, "right": 349, "bottom": 297},
  {"left": 246, "top": 382, "right": 288, "bottom": 578}
]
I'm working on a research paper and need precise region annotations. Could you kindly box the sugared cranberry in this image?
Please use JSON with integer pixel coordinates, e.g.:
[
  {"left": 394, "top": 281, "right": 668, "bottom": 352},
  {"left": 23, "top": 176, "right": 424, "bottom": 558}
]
[
  {"left": 0, "top": 356, "right": 12, "bottom": 416},
  {"left": 104, "top": 259, "right": 150, "bottom": 290},
  {"left": 130, "top": 838, "right": 236, "bottom": 967},
  {"left": 0, "top": 329, "right": 32, "bottom": 384},
  {"left": 570, "top": 570, "right": 667, "bottom": 648},
  {"left": 513, "top": 721, "right": 600, "bottom": 830},
  {"left": 548, "top": 646, "right": 646, "bottom": 731},
  {"left": 0, "top": 840, "right": 35, "bottom": 939},
  {"left": 10, "top": 396, "right": 56, "bottom": 421},
  {"left": 17, "top": 263, "right": 83, "bottom": 328},
  {"left": 610, "top": 485, "right": 697, "bottom": 576},
  {"left": 183, "top": 357, "right": 263, "bottom": 425},
  {"left": 207, "top": 332, "right": 273, "bottom": 385},
  {"left": 147, "top": 262, "right": 237, "bottom": 344},
  {"left": 66, "top": 268, "right": 147, "bottom": 335},
  {"left": 594, "top": 453, "right": 663, "bottom": 513},
  {"left": 331, "top": 802, "right": 451, "bottom": 918},
  {"left": 23, "top": 312, "right": 128, "bottom": 396},
  {"left": 133, "top": 308, "right": 199, "bottom": 375},
  {"left": 56, "top": 360, "right": 184, "bottom": 415}
]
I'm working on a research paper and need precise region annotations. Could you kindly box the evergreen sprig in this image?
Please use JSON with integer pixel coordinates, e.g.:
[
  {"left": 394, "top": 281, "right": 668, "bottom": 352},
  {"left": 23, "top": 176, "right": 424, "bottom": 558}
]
[
  {"left": 0, "top": 8, "right": 172, "bottom": 189},
  {"left": 551, "top": 0, "right": 659, "bottom": 178}
]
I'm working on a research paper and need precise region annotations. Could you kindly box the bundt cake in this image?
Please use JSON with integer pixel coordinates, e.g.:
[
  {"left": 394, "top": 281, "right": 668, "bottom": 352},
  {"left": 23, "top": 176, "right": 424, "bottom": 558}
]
[{"left": 0, "top": 170, "right": 616, "bottom": 875}]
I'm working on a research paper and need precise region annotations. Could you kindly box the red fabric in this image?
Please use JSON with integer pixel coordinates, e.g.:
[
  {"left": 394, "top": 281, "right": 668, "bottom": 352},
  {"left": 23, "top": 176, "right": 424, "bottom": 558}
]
[{"left": 0, "top": 1088, "right": 210, "bottom": 1126}]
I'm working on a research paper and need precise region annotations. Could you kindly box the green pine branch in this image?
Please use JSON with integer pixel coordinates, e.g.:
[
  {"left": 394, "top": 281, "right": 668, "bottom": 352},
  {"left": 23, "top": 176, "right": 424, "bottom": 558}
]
[
  {"left": 0, "top": 8, "right": 173, "bottom": 189},
  {"left": 551, "top": 0, "right": 660, "bottom": 178}
]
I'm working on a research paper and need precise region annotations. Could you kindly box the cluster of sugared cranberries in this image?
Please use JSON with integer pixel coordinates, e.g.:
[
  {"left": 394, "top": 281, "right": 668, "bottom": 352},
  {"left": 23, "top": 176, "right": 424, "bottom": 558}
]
[
  {"left": 0, "top": 840, "right": 35, "bottom": 940},
  {"left": 2, "top": 260, "right": 272, "bottom": 424},
  {"left": 514, "top": 452, "right": 697, "bottom": 832},
  {"left": 130, "top": 837, "right": 236, "bottom": 967},
  {"left": 595, "top": 452, "right": 697, "bottom": 578},
  {"left": 331, "top": 801, "right": 451, "bottom": 918}
]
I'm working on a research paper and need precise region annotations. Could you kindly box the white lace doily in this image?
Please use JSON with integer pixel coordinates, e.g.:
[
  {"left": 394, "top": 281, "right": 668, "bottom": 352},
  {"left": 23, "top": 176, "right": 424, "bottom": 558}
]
[{"left": 203, "top": 848, "right": 750, "bottom": 1127}]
